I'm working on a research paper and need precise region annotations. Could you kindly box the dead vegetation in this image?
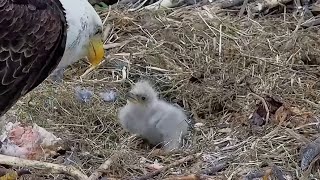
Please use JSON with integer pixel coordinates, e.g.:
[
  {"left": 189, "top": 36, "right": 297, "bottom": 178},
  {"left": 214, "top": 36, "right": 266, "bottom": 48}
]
[{"left": 3, "top": 3, "right": 320, "bottom": 180}]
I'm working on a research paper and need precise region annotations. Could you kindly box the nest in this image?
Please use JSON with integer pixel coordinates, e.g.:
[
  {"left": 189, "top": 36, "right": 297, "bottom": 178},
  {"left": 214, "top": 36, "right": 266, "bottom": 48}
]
[{"left": 8, "top": 4, "right": 320, "bottom": 180}]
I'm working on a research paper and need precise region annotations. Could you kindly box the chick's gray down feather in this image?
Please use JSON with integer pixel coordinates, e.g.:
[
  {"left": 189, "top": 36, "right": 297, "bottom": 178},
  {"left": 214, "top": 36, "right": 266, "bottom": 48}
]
[{"left": 118, "top": 80, "right": 189, "bottom": 151}]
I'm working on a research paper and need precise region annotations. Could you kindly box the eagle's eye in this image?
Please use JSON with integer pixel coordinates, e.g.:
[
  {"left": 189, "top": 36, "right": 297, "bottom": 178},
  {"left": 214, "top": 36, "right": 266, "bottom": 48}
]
[{"left": 95, "top": 28, "right": 102, "bottom": 35}]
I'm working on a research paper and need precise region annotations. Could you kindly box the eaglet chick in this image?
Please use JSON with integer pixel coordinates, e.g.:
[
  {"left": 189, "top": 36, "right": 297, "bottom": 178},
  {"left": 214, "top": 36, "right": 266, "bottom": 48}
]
[{"left": 118, "top": 80, "right": 189, "bottom": 151}]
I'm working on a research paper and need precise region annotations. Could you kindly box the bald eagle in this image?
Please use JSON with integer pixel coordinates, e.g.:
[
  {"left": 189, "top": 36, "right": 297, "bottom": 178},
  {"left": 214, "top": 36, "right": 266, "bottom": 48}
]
[{"left": 0, "top": 0, "right": 104, "bottom": 117}]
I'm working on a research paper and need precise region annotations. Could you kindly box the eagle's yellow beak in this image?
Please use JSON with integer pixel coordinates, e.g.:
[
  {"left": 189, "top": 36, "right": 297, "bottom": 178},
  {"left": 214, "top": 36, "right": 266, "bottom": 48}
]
[{"left": 87, "top": 36, "right": 104, "bottom": 68}]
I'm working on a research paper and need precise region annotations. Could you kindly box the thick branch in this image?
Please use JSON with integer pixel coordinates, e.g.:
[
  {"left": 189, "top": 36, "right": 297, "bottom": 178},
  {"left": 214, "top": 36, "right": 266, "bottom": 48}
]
[{"left": 0, "top": 155, "right": 88, "bottom": 180}]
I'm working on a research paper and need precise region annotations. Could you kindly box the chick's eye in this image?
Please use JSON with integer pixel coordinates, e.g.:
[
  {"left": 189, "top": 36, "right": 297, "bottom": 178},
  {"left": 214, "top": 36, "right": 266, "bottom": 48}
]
[{"left": 141, "top": 96, "right": 146, "bottom": 101}]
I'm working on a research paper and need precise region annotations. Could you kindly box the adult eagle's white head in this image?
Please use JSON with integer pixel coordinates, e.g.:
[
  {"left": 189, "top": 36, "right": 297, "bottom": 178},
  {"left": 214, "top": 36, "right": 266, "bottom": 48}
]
[
  {"left": 51, "top": 0, "right": 104, "bottom": 80},
  {"left": 56, "top": 0, "right": 104, "bottom": 72},
  {"left": 0, "top": 0, "right": 104, "bottom": 116}
]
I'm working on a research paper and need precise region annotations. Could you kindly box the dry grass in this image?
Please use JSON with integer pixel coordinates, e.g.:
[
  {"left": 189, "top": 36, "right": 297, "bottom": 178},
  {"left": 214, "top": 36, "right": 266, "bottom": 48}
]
[{"left": 6, "top": 4, "right": 320, "bottom": 180}]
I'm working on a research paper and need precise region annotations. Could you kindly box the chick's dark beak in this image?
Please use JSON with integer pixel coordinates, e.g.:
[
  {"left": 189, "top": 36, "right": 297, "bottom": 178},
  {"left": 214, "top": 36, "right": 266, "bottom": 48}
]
[{"left": 126, "top": 92, "right": 138, "bottom": 102}]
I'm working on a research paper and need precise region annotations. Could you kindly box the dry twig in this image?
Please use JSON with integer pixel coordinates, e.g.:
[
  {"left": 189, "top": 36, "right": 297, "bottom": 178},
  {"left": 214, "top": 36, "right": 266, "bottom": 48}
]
[
  {"left": 134, "top": 153, "right": 202, "bottom": 180},
  {"left": 88, "top": 154, "right": 120, "bottom": 180},
  {"left": 248, "top": 93, "right": 270, "bottom": 125},
  {"left": 80, "top": 65, "right": 97, "bottom": 79}
]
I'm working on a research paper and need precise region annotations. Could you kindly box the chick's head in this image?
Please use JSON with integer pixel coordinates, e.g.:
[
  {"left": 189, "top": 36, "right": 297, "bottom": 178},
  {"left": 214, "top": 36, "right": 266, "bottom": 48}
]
[{"left": 126, "top": 80, "right": 158, "bottom": 105}]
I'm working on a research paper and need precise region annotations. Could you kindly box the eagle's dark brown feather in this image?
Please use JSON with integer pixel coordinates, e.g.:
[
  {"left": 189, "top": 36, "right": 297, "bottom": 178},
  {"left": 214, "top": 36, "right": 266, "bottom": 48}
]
[{"left": 0, "top": 0, "right": 67, "bottom": 117}]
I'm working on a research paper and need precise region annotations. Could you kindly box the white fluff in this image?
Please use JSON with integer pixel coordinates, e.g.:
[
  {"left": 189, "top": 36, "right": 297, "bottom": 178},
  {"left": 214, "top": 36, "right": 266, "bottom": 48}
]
[
  {"left": 118, "top": 80, "right": 189, "bottom": 151},
  {"left": 51, "top": 0, "right": 103, "bottom": 79}
]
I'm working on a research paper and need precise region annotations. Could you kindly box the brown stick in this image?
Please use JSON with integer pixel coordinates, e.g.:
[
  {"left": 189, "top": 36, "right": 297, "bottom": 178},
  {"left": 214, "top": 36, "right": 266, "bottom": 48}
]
[
  {"left": 248, "top": 93, "right": 270, "bottom": 125},
  {"left": 0, "top": 155, "right": 88, "bottom": 180},
  {"left": 103, "top": 40, "right": 130, "bottom": 50},
  {"left": 134, "top": 153, "right": 202, "bottom": 180},
  {"left": 163, "top": 174, "right": 224, "bottom": 180},
  {"left": 163, "top": 174, "right": 201, "bottom": 180},
  {"left": 88, "top": 154, "right": 120, "bottom": 180}
]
